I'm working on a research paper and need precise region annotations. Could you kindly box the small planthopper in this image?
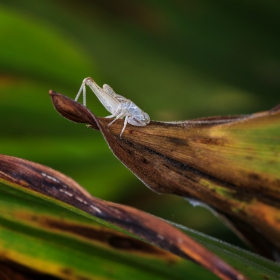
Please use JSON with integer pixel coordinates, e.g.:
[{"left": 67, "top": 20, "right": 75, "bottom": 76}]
[{"left": 75, "top": 77, "right": 150, "bottom": 138}]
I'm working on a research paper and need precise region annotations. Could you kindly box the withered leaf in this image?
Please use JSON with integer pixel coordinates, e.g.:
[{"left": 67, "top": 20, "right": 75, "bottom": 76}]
[{"left": 49, "top": 91, "right": 280, "bottom": 261}]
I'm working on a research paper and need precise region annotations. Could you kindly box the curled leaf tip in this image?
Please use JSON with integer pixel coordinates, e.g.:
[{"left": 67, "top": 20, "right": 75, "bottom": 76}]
[{"left": 50, "top": 91, "right": 99, "bottom": 130}]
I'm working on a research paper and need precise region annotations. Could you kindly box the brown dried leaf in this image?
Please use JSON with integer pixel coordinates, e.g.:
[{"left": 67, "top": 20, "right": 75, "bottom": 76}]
[
  {"left": 96, "top": 112, "right": 280, "bottom": 260},
  {"left": 49, "top": 91, "right": 280, "bottom": 261}
]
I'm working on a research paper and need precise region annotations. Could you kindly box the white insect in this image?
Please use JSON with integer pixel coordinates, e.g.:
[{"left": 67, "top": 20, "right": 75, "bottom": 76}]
[{"left": 75, "top": 77, "right": 150, "bottom": 138}]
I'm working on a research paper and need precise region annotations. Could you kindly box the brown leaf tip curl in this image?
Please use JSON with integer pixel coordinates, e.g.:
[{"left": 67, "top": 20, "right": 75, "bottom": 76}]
[{"left": 49, "top": 90, "right": 99, "bottom": 130}]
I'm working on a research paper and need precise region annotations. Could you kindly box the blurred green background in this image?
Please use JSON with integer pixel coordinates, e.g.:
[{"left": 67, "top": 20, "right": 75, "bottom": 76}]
[{"left": 1, "top": 0, "right": 280, "bottom": 249}]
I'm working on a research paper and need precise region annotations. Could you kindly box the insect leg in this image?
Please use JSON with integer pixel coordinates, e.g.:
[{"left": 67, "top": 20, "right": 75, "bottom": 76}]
[
  {"left": 107, "top": 111, "right": 129, "bottom": 138},
  {"left": 120, "top": 116, "right": 128, "bottom": 138},
  {"left": 107, "top": 111, "right": 126, "bottom": 127},
  {"left": 75, "top": 78, "right": 87, "bottom": 106}
]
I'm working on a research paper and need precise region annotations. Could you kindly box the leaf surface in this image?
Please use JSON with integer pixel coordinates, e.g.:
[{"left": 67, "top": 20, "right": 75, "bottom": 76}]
[
  {"left": 0, "top": 153, "right": 248, "bottom": 280},
  {"left": 50, "top": 91, "right": 280, "bottom": 261}
]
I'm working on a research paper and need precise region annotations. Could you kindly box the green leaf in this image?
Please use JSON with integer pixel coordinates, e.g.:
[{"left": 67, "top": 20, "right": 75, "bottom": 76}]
[
  {"left": 0, "top": 154, "right": 247, "bottom": 280},
  {"left": 1, "top": 152, "right": 279, "bottom": 279}
]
